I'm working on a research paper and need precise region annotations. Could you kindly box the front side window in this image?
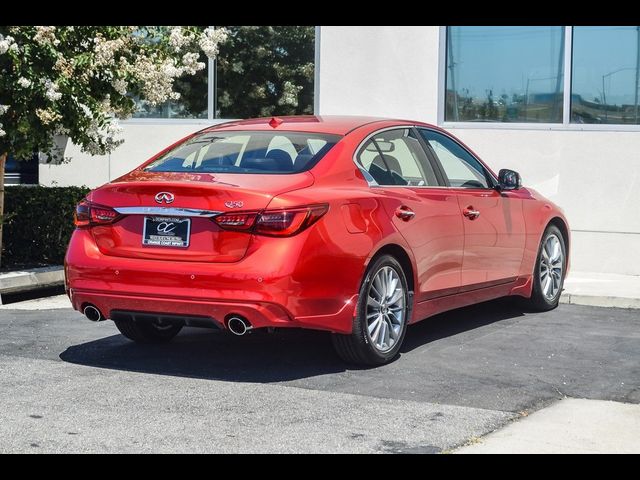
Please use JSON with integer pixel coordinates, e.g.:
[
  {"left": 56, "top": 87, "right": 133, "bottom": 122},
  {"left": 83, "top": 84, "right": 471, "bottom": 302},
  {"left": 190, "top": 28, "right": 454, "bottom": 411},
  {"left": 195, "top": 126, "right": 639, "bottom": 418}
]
[
  {"left": 145, "top": 131, "right": 340, "bottom": 174},
  {"left": 445, "top": 26, "right": 566, "bottom": 123},
  {"left": 572, "top": 26, "right": 640, "bottom": 124},
  {"left": 357, "top": 129, "right": 439, "bottom": 187},
  {"left": 419, "top": 129, "right": 492, "bottom": 189}
]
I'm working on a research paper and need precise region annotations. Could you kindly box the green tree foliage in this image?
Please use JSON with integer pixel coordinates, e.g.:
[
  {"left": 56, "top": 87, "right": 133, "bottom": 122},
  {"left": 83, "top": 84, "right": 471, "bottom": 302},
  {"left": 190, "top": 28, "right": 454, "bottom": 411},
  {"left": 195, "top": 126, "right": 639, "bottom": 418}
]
[
  {"left": 0, "top": 26, "right": 226, "bottom": 160},
  {"left": 216, "top": 26, "right": 315, "bottom": 118},
  {"left": 3, "top": 186, "right": 90, "bottom": 267}
]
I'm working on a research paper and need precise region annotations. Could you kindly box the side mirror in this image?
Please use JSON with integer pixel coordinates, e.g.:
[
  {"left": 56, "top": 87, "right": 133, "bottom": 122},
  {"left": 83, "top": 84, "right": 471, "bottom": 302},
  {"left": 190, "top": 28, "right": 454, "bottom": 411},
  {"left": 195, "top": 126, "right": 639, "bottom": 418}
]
[{"left": 498, "top": 169, "right": 521, "bottom": 191}]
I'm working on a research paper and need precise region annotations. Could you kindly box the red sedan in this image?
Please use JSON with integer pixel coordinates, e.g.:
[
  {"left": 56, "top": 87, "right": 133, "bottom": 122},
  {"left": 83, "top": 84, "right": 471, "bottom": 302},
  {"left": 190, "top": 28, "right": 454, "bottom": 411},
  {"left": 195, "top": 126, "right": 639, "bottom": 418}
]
[{"left": 65, "top": 116, "right": 570, "bottom": 366}]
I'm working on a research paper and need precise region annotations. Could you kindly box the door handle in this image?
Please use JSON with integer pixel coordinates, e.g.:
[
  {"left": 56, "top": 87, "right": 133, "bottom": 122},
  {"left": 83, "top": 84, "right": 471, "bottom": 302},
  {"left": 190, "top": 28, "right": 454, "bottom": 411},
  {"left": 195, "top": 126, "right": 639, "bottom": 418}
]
[
  {"left": 463, "top": 206, "right": 480, "bottom": 220},
  {"left": 395, "top": 206, "right": 416, "bottom": 221}
]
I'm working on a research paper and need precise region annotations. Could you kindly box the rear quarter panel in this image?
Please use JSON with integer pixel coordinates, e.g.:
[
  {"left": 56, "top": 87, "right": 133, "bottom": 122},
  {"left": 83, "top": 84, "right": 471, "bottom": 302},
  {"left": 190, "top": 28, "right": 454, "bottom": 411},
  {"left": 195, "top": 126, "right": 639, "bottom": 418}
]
[{"left": 266, "top": 185, "right": 416, "bottom": 312}]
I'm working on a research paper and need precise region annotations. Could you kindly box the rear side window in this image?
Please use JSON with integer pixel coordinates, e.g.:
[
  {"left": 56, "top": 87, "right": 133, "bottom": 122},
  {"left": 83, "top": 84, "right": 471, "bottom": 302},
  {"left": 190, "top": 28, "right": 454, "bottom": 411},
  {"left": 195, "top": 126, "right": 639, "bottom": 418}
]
[
  {"left": 356, "top": 128, "right": 439, "bottom": 187},
  {"left": 145, "top": 131, "right": 341, "bottom": 174}
]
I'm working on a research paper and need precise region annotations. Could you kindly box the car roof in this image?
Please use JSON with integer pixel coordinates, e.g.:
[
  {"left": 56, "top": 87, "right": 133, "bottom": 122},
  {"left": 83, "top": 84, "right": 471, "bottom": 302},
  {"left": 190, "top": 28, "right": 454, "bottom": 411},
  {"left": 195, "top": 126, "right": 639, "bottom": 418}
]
[{"left": 201, "top": 115, "right": 436, "bottom": 136}]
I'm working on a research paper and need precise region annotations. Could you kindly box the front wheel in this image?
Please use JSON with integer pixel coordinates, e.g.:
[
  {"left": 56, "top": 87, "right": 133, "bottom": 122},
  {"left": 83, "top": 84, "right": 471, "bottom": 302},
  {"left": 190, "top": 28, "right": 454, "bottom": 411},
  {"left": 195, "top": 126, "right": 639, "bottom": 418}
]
[
  {"left": 114, "top": 319, "right": 183, "bottom": 343},
  {"left": 525, "top": 225, "right": 567, "bottom": 311},
  {"left": 332, "top": 255, "right": 410, "bottom": 366}
]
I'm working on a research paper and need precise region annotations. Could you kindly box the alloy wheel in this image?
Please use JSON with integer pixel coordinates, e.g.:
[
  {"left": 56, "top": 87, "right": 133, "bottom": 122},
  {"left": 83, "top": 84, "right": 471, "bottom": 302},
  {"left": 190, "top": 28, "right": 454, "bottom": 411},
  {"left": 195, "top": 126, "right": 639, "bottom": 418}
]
[
  {"left": 539, "top": 233, "right": 564, "bottom": 300},
  {"left": 366, "top": 266, "right": 406, "bottom": 352}
]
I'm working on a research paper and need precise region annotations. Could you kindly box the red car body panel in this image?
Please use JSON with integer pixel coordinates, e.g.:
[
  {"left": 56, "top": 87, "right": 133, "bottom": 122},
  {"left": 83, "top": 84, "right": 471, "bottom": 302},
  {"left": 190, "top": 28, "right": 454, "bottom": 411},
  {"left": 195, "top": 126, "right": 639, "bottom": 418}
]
[{"left": 65, "top": 116, "right": 570, "bottom": 334}]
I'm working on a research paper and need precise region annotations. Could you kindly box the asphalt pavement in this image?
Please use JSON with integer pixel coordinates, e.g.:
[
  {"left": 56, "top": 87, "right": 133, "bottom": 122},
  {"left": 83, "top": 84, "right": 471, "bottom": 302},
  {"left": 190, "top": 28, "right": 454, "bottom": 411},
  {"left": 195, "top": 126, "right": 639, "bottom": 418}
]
[{"left": 0, "top": 298, "right": 638, "bottom": 453}]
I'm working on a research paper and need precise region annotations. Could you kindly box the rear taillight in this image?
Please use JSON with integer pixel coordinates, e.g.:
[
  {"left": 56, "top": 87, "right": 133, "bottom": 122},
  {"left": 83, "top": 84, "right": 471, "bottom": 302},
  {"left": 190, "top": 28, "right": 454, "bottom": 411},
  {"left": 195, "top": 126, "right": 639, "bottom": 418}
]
[
  {"left": 74, "top": 200, "right": 91, "bottom": 227},
  {"left": 255, "top": 205, "right": 329, "bottom": 236},
  {"left": 74, "top": 200, "right": 120, "bottom": 228},
  {"left": 213, "top": 204, "right": 328, "bottom": 237},
  {"left": 213, "top": 212, "right": 258, "bottom": 231}
]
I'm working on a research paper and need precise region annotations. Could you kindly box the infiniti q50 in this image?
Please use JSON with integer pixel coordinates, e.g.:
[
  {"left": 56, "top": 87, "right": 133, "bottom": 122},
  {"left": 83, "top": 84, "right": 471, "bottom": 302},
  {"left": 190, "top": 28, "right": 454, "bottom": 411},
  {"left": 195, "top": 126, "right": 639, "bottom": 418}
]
[{"left": 65, "top": 116, "right": 569, "bottom": 366}]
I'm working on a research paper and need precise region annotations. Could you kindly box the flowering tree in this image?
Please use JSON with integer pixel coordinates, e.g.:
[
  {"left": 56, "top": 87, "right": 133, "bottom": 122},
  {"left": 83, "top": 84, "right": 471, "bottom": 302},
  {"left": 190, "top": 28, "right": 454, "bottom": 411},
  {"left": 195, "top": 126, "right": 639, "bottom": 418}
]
[
  {"left": 0, "top": 26, "right": 228, "bottom": 266},
  {"left": 216, "top": 26, "right": 314, "bottom": 118}
]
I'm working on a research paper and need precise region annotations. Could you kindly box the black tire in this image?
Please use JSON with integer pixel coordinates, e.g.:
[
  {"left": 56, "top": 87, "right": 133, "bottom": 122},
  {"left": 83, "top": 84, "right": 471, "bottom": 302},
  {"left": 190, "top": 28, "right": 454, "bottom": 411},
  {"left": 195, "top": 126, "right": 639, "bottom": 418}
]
[
  {"left": 114, "top": 319, "right": 183, "bottom": 343},
  {"left": 524, "top": 224, "right": 567, "bottom": 311},
  {"left": 332, "top": 254, "right": 410, "bottom": 366}
]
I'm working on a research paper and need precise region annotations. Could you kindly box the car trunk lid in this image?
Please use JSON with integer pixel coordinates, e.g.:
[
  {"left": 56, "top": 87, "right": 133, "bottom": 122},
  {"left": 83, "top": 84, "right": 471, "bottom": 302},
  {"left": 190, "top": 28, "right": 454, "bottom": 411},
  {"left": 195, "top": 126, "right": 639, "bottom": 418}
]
[{"left": 87, "top": 170, "right": 314, "bottom": 262}]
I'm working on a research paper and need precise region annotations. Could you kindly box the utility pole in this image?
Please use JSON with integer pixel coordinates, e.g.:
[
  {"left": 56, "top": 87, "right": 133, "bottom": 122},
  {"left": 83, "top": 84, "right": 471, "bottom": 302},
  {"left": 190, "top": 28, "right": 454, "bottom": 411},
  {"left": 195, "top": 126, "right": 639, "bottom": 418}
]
[
  {"left": 551, "top": 27, "right": 565, "bottom": 121},
  {"left": 447, "top": 30, "right": 459, "bottom": 121},
  {"left": 602, "top": 74, "right": 608, "bottom": 122}
]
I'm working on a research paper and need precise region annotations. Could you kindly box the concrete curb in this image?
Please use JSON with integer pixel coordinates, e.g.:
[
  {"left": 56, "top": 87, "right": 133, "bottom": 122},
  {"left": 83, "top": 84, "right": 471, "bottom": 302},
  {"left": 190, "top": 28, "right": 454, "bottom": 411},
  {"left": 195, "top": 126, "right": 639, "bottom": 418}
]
[
  {"left": 561, "top": 293, "right": 640, "bottom": 310},
  {"left": 0, "top": 266, "right": 64, "bottom": 304}
]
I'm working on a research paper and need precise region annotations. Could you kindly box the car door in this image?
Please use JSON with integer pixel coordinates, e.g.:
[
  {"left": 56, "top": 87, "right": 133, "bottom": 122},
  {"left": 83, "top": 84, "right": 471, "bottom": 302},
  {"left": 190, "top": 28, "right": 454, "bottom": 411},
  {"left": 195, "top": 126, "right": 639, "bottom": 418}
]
[
  {"left": 417, "top": 128, "right": 526, "bottom": 290},
  {"left": 356, "top": 128, "right": 464, "bottom": 301}
]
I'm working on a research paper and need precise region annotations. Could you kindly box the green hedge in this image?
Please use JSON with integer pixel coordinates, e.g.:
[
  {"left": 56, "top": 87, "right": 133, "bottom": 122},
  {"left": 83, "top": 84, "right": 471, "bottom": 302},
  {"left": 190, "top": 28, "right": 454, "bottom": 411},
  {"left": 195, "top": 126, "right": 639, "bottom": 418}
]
[{"left": 2, "top": 186, "right": 90, "bottom": 268}]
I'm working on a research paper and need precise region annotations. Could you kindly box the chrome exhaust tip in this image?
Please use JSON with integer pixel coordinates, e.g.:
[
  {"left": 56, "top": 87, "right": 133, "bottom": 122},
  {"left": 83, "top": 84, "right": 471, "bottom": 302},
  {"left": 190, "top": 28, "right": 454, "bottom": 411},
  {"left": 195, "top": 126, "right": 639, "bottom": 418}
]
[
  {"left": 83, "top": 305, "right": 103, "bottom": 322},
  {"left": 227, "top": 316, "right": 252, "bottom": 336}
]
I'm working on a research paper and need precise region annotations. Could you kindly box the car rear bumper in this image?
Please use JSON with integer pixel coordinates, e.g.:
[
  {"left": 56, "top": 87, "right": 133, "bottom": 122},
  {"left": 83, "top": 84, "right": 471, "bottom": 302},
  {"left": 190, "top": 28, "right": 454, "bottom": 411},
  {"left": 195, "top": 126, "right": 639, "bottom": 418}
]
[
  {"left": 65, "top": 229, "right": 361, "bottom": 334},
  {"left": 69, "top": 288, "right": 358, "bottom": 333}
]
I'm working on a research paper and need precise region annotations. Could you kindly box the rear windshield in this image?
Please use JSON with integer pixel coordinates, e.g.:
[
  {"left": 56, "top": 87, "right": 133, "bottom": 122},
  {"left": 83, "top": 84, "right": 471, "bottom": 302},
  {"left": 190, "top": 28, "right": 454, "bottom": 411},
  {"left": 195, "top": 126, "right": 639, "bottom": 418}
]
[{"left": 144, "top": 130, "right": 342, "bottom": 174}]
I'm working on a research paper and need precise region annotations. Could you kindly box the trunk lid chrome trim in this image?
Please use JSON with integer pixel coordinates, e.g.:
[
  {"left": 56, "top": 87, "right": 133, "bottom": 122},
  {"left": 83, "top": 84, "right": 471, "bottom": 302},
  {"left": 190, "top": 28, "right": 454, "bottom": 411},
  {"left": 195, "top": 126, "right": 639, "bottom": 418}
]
[{"left": 113, "top": 207, "right": 223, "bottom": 218}]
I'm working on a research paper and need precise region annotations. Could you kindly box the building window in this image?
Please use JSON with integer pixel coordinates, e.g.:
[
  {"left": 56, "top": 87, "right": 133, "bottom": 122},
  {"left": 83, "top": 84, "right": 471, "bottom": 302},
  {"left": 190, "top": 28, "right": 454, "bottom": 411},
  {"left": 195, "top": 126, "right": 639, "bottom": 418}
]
[
  {"left": 132, "top": 52, "right": 209, "bottom": 119},
  {"left": 445, "top": 26, "right": 566, "bottom": 123},
  {"left": 572, "top": 26, "right": 640, "bottom": 125},
  {"left": 215, "top": 26, "right": 315, "bottom": 118},
  {"left": 3, "top": 154, "right": 39, "bottom": 185},
  {"left": 132, "top": 26, "right": 315, "bottom": 120}
]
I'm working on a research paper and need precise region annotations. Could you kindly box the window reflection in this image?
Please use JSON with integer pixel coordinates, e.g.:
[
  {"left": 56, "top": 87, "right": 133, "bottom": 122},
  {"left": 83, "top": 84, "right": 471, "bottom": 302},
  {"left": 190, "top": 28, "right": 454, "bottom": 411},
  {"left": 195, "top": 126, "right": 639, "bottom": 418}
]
[
  {"left": 132, "top": 53, "right": 208, "bottom": 119},
  {"left": 132, "top": 26, "right": 315, "bottom": 119},
  {"left": 131, "top": 26, "right": 208, "bottom": 119},
  {"left": 215, "top": 26, "right": 315, "bottom": 118},
  {"left": 445, "top": 26, "right": 565, "bottom": 123},
  {"left": 572, "top": 26, "right": 640, "bottom": 124}
]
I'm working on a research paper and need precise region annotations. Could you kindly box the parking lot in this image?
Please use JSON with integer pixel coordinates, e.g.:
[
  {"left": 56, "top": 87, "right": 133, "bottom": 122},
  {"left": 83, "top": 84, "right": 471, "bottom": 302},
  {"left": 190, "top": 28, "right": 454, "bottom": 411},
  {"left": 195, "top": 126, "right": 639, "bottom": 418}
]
[{"left": 0, "top": 298, "right": 638, "bottom": 453}]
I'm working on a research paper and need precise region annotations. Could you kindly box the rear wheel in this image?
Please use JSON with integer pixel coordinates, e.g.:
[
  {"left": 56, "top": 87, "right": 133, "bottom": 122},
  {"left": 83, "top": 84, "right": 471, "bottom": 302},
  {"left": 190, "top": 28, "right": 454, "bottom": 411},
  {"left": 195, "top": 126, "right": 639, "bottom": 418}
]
[
  {"left": 114, "top": 319, "right": 183, "bottom": 343},
  {"left": 525, "top": 225, "right": 567, "bottom": 311},
  {"left": 332, "top": 255, "right": 410, "bottom": 366}
]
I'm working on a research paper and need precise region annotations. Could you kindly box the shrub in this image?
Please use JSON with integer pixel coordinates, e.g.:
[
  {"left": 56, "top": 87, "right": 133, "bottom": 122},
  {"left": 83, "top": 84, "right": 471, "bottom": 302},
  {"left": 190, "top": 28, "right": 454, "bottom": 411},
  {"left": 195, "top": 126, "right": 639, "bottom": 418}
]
[{"left": 1, "top": 185, "right": 90, "bottom": 268}]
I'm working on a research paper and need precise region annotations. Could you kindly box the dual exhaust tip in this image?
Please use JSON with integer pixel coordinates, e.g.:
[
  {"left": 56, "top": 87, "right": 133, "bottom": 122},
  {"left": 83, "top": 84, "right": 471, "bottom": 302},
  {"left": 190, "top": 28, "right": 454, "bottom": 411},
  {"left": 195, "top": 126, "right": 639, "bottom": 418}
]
[
  {"left": 84, "top": 305, "right": 252, "bottom": 336},
  {"left": 83, "top": 305, "right": 104, "bottom": 322},
  {"left": 226, "top": 316, "right": 253, "bottom": 336}
]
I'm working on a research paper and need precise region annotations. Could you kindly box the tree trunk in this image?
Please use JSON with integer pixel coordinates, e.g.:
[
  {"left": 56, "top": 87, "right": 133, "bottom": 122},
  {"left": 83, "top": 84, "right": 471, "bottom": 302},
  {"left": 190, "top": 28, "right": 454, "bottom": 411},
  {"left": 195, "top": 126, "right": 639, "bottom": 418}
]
[{"left": 0, "top": 152, "right": 6, "bottom": 268}]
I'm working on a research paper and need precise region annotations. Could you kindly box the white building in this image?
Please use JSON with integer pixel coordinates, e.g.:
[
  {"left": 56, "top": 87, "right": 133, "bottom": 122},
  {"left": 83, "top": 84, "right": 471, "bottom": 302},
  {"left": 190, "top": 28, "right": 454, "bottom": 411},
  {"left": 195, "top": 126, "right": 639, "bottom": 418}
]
[{"left": 38, "top": 26, "right": 640, "bottom": 276}]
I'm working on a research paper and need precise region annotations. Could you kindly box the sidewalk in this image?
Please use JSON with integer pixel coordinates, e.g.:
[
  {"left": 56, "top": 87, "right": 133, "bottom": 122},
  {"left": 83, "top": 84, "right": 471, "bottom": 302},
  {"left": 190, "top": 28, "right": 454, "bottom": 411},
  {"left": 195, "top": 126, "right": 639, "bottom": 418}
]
[
  {"left": 0, "top": 266, "right": 64, "bottom": 305},
  {"left": 0, "top": 294, "right": 71, "bottom": 310},
  {"left": 561, "top": 271, "right": 640, "bottom": 309},
  {"left": 455, "top": 399, "right": 640, "bottom": 454}
]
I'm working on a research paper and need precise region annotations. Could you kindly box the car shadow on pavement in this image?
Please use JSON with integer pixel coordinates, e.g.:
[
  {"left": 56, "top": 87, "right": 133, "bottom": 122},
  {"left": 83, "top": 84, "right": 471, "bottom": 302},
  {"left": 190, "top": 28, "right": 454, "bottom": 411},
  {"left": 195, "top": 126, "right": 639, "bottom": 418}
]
[
  {"left": 401, "top": 297, "right": 526, "bottom": 353},
  {"left": 59, "top": 297, "right": 526, "bottom": 383}
]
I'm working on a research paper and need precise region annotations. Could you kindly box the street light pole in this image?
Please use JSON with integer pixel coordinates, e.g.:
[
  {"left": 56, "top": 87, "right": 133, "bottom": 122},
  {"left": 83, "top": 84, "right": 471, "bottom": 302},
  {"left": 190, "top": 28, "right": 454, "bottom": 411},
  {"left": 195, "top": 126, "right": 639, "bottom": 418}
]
[
  {"left": 447, "top": 30, "right": 459, "bottom": 121},
  {"left": 602, "top": 74, "right": 607, "bottom": 121},
  {"left": 524, "top": 75, "right": 559, "bottom": 121},
  {"left": 525, "top": 78, "right": 529, "bottom": 119},
  {"left": 601, "top": 66, "right": 637, "bottom": 123}
]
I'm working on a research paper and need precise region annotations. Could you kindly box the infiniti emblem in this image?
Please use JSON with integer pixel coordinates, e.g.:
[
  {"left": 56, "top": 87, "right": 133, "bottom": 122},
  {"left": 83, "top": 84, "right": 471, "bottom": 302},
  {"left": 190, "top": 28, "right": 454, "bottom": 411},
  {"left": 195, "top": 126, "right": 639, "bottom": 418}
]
[
  {"left": 155, "top": 192, "right": 175, "bottom": 204},
  {"left": 225, "top": 201, "right": 244, "bottom": 209}
]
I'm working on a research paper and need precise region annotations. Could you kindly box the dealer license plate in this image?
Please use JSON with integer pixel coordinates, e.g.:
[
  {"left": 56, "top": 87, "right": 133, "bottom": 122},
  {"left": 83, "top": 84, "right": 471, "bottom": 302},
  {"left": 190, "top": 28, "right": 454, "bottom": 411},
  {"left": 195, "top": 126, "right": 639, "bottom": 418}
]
[{"left": 142, "top": 216, "right": 191, "bottom": 248}]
